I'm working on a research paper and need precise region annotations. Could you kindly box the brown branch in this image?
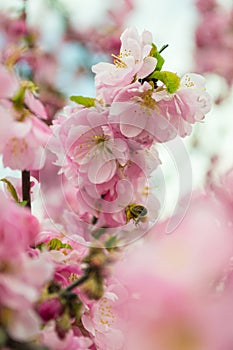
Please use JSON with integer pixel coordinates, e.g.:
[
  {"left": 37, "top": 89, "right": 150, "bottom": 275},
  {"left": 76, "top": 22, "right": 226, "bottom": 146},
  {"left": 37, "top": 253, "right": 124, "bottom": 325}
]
[{"left": 22, "top": 170, "right": 31, "bottom": 209}]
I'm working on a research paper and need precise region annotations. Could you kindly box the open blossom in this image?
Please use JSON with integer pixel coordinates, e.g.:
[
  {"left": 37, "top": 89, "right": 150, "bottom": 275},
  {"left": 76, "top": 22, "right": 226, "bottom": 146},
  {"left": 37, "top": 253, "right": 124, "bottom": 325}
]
[
  {"left": 92, "top": 27, "right": 157, "bottom": 103},
  {"left": 51, "top": 107, "right": 129, "bottom": 185},
  {"left": 0, "top": 191, "right": 39, "bottom": 260},
  {"left": 82, "top": 282, "right": 128, "bottom": 350},
  {"left": 155, "top": 73, "right": 212, "bottom": 136},
  {"left": 2, "top": 115, "right": 51, "bottom": 170},
  {"left": 0, "top": 64, "right": 51, "bottom": 170},
  {"left": 110, "top": 73, "right": 211, "bottom": 144},
  {"left": 110, "top": 81, "right": 177, "bottom": 145}
]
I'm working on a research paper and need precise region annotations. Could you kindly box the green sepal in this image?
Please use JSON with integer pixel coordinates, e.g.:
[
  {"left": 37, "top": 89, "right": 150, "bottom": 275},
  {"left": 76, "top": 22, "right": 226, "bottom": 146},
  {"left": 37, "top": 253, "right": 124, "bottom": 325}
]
[
  {"left": 18, "top": 200, "right": 28, "bottom": 207},
  {"left": 105, "top": 235, "right": 118, "bottom": 249},
  {"left": 11, "top": 81, "right": 37, "bottom": 111},
  {"left": 149, "top": 71, "right": 180, "bottom": 93},
  {"left": 150, "top": 43, "right": 165, "bottom": 72},
  {"left": 36, "top": 242, "right": 47, "bottom": 251},
  {"left": 36, "top": 238, "right": 72, "bottom": 251},
  {"left": 0, "top": 178, "right": 19, "bottom": 203},
  {"left": 11, "top": 87, "right": 25, "bottom": 111},
  {"left": 92, "top": 227, "right": 106, "bottom": 239},
  {"left": 70, "top": 95, "right": 95, "bottom": 108},
  {"left": 47, "top": 238, "right": 72, "bottom": 251}
]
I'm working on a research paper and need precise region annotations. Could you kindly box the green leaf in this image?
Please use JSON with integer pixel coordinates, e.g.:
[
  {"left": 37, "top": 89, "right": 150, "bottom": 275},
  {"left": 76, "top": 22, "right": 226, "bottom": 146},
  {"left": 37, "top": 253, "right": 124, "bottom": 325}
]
[
  {"left": 70, "top": 95, "right": 95, "bottom": 107},
  {"left": 150, "top": 43, "right": 165, "bottom": 72},
  {"left": 149, "top": 71, "right": 180, "bottom": 93},
  {"left": 0, "top": 178, "right": 19, "bottom": 202}
]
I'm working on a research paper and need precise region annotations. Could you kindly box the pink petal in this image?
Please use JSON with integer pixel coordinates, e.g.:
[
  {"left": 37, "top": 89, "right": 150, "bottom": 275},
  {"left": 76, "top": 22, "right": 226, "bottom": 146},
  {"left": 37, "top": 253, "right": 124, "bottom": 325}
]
[
  {"left": 137, "top": 56, "right": 157, "bottom": 79},
  {"left": 120, "top": 105, "right": 148, "bottom": 137},
  {"left": 0, "top": 65, "right": 19, "bottom": 98},
  {"left": 25, "top": 91, "right": 48, "bottom": 120},
  {"left": 88, "top": 158, "right": 116, "bottom": 184}
]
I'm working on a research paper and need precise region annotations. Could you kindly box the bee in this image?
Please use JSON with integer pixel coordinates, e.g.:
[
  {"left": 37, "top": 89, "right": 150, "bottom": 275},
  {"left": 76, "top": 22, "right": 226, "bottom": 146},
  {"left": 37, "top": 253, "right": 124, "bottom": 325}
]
[{"left": 125, "top": 203, "right": 148, "bottom": 225}]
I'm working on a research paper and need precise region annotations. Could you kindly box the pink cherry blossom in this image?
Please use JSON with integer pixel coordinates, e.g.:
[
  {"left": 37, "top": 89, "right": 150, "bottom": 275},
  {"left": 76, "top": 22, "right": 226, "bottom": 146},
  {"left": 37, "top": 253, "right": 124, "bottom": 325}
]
[
  {"left": 110, "top": 81, "right": 178, "bottom": 144},
  {"left": 154, "top": 73, "right": 212, "bottom": 137},
  {"left": 2, "top": 115, "right": 51, "bottom": 170},
  {"left": 110, "top": 74, "right": 211, "bottom": 144},
  {"left": 51, "top": 107, "right": 129, "bottom": 185},
  {"left": 24, "top": 90, "right": 48, "bottom": 120},
  {"left": 82, "top": 282, "right": 128, "bottom": 350},
  {"left": 0, "top": 191, "right": 54, "bottom": 341},
  {"left": 0, "top": 190, "right": 39, "bottom": 260},
  {"left": 92, "top": 27, "right": 157, "bottom": 103},
  {"left": 0, "top": 64, "right": 51, "bottom": 170}
]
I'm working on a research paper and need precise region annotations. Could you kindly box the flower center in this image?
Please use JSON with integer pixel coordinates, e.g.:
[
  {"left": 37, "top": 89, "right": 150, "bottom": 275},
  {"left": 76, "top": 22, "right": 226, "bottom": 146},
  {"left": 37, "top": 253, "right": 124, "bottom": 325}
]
[
  {"left": 92, "top": 134, "right": 109, "bottom": 145},
  {"left": 98, "top": 297, "right": 116, "bottom": 327},
  {"left": 140, "top": 90, "right": 157, "bottom": 109},
  {"left": 112, "top": 53, "right": 127, "bottom": 69},
  {"left": 183, "top": 75, "right": 195, "bottom": 88}
]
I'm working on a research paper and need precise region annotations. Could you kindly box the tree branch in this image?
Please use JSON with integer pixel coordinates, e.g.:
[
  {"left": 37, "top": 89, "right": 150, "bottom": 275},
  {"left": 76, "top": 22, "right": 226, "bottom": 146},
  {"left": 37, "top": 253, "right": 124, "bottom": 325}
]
[{"left": 22, "top": 170, "right": 31, "bottom": 209}]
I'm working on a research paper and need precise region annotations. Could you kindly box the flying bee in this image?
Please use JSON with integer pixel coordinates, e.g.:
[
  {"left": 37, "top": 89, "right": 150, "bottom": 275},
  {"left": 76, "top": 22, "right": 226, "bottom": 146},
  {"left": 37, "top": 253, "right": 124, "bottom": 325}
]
[{"left": 125, "top": 203, "right": 148, "bottom": 225}]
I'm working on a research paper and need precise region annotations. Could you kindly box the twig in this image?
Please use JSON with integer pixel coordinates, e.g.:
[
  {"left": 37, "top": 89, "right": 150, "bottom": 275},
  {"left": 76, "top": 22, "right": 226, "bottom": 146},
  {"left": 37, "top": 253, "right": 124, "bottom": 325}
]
[{"left": 22, "top": 170, "right": 31, "bottom": 209}]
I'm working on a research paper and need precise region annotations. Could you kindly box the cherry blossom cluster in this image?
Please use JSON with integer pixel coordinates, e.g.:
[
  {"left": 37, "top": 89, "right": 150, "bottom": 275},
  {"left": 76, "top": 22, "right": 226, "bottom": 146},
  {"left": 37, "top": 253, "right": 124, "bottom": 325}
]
[
  {"left": 195, "top": 0, "right": 233, "bottom": 88},
  {"left": 0, "top": 183, "right": 115, "bottom": 349},
  {"left": 3, "top": 12, "right": 231, "bottom": 350},
  {"left": 50, "top": 27, "right": 211, "bottom": 233}
]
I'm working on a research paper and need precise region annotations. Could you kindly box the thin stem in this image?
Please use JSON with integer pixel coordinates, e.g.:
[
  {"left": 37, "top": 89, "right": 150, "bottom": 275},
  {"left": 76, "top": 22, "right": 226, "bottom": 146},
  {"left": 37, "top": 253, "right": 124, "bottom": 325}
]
[
  {"left": 159, "top": 44, "right": 169, "bottom": 53},
  {"left": 22, "top": 170, "right": 31, "bottom": 209},
  {"left": 6, "top": 337, "right": 49, "bottom": 350},
  {"left": 60, "top": 270, "right": 90, "bottom": 296}
]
